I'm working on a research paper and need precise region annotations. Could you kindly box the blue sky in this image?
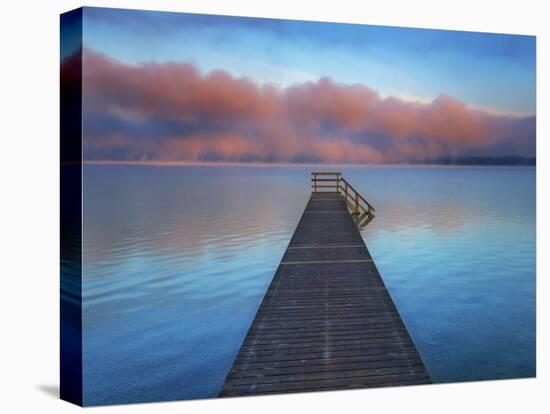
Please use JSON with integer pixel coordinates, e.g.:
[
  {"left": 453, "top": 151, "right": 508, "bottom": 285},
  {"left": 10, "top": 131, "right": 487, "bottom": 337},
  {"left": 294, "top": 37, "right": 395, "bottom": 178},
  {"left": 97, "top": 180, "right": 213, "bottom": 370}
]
[
  {"left": 81, "top": 7, "right": 536, "bottom": 116},
  {"left": 70, "top": 7, "right": 535, "bottom": 164}
]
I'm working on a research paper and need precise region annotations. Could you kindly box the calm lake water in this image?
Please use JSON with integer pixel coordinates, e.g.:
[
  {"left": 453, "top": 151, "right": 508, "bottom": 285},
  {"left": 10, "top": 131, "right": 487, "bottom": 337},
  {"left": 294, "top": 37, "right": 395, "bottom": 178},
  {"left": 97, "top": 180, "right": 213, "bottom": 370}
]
[{"left": 81, "top": 165, "right": 535, "bottom": 405}]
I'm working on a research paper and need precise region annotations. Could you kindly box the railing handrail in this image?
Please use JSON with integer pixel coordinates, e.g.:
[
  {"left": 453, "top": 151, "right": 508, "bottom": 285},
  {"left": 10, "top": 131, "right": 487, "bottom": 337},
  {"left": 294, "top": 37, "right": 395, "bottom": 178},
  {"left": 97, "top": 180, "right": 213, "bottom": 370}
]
[
  {"left": 311, "top": 172, "right": 375, "bottom": 227},
  {"left": 311, "top": 171, "right": 340, "bottom": 192},
  {"left": 311, "top": 172, "right": 341, "bottom": 175},
  {"left": 340, "top": 177, "right": 375, "bottom": 212}
]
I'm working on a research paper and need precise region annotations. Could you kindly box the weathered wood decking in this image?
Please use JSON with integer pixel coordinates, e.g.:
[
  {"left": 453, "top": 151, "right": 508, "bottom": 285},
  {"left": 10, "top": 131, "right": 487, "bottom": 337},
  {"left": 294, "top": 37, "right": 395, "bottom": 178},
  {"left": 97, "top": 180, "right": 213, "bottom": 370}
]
[{"left": 219, "top": 189, "right": 431, "bottom": 397}]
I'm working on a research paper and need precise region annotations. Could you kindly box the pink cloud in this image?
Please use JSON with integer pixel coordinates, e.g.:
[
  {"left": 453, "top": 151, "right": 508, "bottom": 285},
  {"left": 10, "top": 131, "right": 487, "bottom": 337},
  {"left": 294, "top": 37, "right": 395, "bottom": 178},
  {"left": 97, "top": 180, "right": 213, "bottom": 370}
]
[{"left": 79, "top": 49, "right": 535, "bottom": 163}]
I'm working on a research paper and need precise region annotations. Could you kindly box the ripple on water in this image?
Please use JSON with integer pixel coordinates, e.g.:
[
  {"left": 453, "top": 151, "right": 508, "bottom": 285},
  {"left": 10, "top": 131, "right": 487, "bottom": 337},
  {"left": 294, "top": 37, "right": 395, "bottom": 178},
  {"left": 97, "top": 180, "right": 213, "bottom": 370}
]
[{"left": 79, "top": 165, "right": 535, "bottom": 404}]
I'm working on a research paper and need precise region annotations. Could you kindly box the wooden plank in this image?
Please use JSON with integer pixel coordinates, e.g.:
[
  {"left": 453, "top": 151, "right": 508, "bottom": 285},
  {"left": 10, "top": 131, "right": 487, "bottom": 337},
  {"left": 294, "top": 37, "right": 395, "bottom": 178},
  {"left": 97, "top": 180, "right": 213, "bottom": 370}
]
[
  {"left": 219, "top": 193, "right": 430, "bottom": 398},
  {"left": 221, "top": 373, "right": 430, "bottom": 396},
  {"left": 286, "top": 244, "right": 365, "bottom": 249}
]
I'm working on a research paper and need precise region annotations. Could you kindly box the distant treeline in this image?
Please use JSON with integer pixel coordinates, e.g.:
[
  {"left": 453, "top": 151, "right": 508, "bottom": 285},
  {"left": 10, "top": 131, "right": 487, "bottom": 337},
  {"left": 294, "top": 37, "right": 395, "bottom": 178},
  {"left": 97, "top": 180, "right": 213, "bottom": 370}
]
[{"left": 418, "top": 156, "right": 536, "bottom": 166}]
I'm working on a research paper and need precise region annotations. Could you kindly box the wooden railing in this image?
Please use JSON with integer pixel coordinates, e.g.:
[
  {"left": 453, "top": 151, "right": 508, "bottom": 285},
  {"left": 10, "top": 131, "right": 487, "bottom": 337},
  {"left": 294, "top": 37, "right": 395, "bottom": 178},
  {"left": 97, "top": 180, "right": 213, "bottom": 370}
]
[
  {"left": 311, "top": 172, "right": 375, "bottom": 228},
  {"left": 311, "top": 172, "right": 341, "bottom": 192}
]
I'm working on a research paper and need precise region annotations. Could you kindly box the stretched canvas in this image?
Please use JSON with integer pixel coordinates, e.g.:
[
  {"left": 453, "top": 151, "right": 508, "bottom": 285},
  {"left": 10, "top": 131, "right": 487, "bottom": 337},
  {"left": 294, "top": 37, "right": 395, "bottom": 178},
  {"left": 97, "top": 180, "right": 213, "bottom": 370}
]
[{"left": 60, "top": 6, "right": 536, "bottom": 406}]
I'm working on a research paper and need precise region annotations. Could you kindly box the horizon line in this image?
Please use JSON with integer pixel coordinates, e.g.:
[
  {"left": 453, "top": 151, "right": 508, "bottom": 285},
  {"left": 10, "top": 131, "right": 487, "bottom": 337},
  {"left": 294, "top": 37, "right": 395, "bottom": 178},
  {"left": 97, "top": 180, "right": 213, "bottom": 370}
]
[{"left": 77, "top": 160, "right": 536, "bottom": 168}]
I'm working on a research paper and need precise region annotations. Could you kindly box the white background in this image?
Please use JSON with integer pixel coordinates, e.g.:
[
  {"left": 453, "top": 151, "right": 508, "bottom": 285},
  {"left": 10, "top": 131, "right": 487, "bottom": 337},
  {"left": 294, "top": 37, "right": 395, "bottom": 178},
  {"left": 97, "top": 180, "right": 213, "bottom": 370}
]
[{"left": 0, "top": 0, "right": 548, "bottom": 412}]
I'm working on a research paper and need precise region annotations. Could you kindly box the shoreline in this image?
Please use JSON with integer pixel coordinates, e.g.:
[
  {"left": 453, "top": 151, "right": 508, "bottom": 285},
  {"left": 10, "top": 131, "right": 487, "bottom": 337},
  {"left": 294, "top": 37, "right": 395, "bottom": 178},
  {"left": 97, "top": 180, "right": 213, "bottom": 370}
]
[{"left": 78, "top": 160, "right": 536, "bottom": 168}]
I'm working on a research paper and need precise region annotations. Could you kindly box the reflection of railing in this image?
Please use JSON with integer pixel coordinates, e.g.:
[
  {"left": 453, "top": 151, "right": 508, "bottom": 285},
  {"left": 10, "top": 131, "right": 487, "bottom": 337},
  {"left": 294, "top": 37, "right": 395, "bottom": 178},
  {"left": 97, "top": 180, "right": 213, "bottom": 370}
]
[{"left": 311, "top": 172, "right": 375, "bottom": 228}]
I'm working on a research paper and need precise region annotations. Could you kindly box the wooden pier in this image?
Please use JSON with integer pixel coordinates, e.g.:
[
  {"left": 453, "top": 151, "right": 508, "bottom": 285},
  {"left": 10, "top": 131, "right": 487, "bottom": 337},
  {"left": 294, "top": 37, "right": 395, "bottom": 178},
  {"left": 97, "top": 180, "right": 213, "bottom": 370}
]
[{"left": 219, "top": 172, "right": 431, "bottom": 397}]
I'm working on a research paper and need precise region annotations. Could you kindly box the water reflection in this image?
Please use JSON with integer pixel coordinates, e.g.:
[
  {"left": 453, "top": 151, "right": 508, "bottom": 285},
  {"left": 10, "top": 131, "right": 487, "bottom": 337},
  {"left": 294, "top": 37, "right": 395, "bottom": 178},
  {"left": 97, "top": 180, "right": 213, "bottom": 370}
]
[
  {"left": 61, "top": 165, "right": 83, "bottom": 404},
  {"left": 82, "top": 165, "right": 535, "bottom": 405}
]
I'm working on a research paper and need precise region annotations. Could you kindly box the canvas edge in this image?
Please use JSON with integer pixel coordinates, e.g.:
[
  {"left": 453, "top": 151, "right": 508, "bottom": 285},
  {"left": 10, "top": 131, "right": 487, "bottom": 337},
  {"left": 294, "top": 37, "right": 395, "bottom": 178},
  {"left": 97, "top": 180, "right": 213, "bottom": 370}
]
[{"left": 60, "top": 7, "right": 84, "bottom": 407}]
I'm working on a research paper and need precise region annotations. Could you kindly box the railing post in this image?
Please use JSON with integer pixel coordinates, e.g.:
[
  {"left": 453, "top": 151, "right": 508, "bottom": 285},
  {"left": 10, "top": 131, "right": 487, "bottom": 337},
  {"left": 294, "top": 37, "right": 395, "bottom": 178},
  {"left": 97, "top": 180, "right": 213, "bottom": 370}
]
[
  {"left": 355, "top": 192, "right": 359, "bottom": 214},
  {"left": 313, "top": 173, "right": 317, "bottom": 192},
  {"left": 336, "top": 173, "right": 340, "bottom": 194},
  {"left": 344, "top": 181, "right": 348, "bottom": 203}
]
